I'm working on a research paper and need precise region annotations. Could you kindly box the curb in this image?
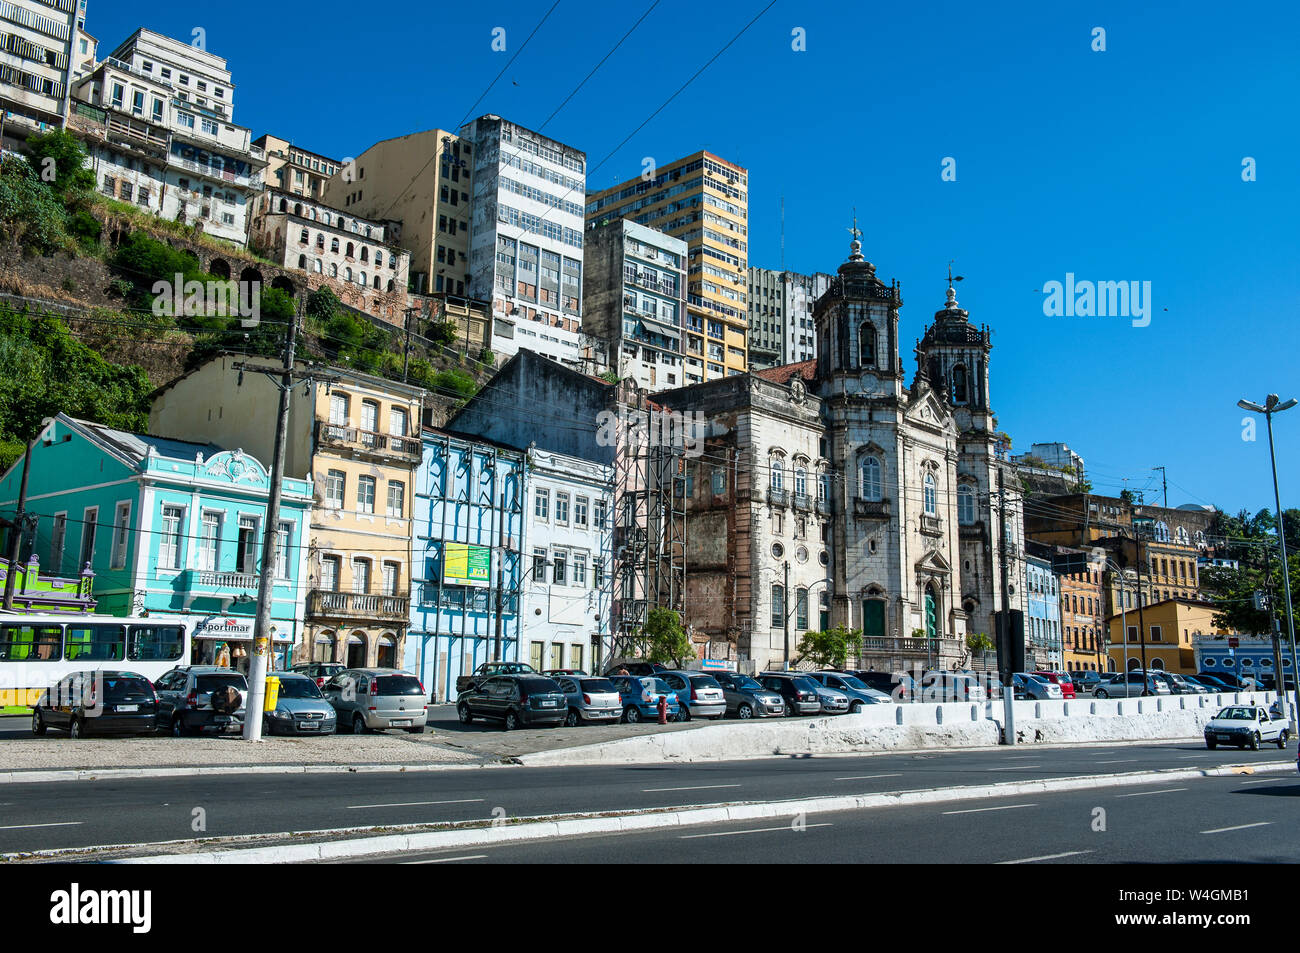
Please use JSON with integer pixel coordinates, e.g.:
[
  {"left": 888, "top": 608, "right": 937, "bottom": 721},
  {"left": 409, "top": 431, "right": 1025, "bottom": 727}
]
[
  {"left": 99, "top": 760, "right": 1296, "bottom": 864},
  {"left": 0, "top": 760, "right": 497, "bottom": 785}
]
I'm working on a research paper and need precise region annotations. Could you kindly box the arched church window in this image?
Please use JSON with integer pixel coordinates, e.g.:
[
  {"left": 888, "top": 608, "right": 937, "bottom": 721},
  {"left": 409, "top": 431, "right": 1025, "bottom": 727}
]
[
  {"left": 860, "top": 457, "right": 882, "bottom": 502},
  {"left": 924, "top": 472, "right": 937, "bottom": 515},
  {"left": 951, "top": 364, "right": 969, "bottom": 404},
  {"left": 858, "top": 322, "right": 877, "bottom": 367}
]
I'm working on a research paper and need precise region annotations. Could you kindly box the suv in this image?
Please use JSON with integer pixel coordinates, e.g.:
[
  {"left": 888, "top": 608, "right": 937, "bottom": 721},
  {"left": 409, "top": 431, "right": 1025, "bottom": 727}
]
[
  {"left": 322, "top": 669, "right": 428, "bottom": 733},
  {"left": 32, "top": 671, "right": 158, "bottom": 738},
  {"left": 153, "top": 666, "right": 248, "bottom": 736},
  {"left": 455, "top": 661, "right": 536, "bottom": 696},
  {"left": 757, "top": 673, "right": 821, "bottom": 717},
  {"left": 457, "top": 674, "right": 570, "bottom": 729},
  {"left": 918, "top": 671, "right": 988, "bottom": 702},
  {"left": 712, "top": 670, "right": 785, "bottom": 719},
  {"left": 657, "top": 670, "right": 727, "bottom": 721},
  {"left": 292, "top": 661, "right": 345, "bottom": 688}
]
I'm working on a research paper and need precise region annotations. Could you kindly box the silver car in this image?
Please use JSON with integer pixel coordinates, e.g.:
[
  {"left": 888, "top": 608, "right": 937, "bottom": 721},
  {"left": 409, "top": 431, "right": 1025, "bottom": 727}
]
[
  {"left": 658, "top": 670, "right": 727, "bottom": 721},
  {"left": 1012, "top": 673, "right": 1062, "bottom": 701},
  {"left": 1092, "top": 670, "right": 1172, "bottom": 699},
  {"left": 263, "top": 671, "right": 337, "bottom": 735},
  {"left": 808, "top": 672, "right": 894, "bottom": 711},
  {"left": 322, "top": 668, "right": 428, "bottom": 734},
  {"left": 712, "top": 670, "right": 785, "bottom": 718},
  {"left": 805, "top": 680, "right": 850, "bottom": 714},
  {"left": 554, "top": 675, "right": 622, "bottom": 725}
]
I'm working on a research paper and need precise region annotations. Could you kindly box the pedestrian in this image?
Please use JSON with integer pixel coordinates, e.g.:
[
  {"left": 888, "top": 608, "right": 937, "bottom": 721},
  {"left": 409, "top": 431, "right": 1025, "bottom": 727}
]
[{"left": 616, "top": 665, "right": 629, "bottom": 676}]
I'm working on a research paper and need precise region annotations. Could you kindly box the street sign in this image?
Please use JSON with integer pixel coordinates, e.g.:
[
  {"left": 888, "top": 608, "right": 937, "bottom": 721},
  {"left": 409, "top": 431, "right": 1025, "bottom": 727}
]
[{"left": 1228, "top": 637, "right": 1239, "bottom": 649}]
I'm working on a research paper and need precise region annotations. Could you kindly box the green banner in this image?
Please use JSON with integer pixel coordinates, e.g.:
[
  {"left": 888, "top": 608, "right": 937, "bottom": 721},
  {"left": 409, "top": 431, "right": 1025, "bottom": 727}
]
[{"left": 444, "top": 543, "right": 491, "bottom": 586}]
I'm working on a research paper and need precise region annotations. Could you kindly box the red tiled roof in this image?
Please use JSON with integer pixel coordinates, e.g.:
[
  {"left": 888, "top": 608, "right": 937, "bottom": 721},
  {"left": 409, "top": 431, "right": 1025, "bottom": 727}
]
[{"left": 753, "top": 359, "right": 816, "bottom": 385}]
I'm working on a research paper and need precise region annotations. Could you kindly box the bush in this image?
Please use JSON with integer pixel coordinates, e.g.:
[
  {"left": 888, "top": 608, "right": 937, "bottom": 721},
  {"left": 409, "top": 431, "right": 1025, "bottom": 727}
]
[
  {"left": 430, "top": 368, "right": 478, "bottom": 398},
  {"left": 111, "top": 232, "right": 203, "bottom": 288},
  {"left": 0, "top": 156, "right": 71, "bottom": 253},
  {"left": 427, "top": 320, "right": 458, "bottom": 348}
]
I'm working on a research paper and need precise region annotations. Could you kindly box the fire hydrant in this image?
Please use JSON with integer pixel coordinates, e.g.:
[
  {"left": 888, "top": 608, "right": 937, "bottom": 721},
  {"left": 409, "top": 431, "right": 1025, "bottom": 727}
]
[{"left": 657, "top": 694, "right": 668, "bottom": 725}]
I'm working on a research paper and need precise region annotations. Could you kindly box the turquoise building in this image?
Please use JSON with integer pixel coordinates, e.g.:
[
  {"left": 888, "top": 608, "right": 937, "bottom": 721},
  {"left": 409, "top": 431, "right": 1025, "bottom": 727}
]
[{"left": 0, "top": 414, "right": 312, "bottom": 669}]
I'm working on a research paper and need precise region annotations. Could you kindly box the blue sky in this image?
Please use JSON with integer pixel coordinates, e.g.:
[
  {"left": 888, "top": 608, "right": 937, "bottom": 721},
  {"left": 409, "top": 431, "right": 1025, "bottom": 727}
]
[{"left": 91, "top": 0, "right": 1299, "bottom": 515}]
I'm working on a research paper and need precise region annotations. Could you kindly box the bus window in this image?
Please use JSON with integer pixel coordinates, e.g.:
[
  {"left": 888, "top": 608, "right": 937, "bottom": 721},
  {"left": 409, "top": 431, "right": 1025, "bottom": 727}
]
[
  {"left": 0, "top": 625, "right": 63, "bottom": 661},
  {"left": 128, "top": 625, "right": 184, "bottom": 661},
  {"left": 65, "top": 625, "right": 126, "bottom": 662}
]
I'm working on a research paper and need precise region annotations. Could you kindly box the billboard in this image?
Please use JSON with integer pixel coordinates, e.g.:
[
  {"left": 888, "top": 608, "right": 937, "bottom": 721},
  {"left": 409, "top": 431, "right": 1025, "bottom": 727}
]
[{"left": 444, "top": 543, "right": 491, "bottom": 587}]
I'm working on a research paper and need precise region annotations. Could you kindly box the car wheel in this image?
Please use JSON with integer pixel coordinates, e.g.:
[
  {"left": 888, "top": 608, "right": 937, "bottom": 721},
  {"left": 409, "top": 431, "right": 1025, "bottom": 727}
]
[
  {"left": 1250, "top": 731, "right": 1260, "bottom": 751},
  {"left": 624, "top": 706, "right": 641, "bottom": 724},
  {"left": 31, "top": 709, "right": 46, "bottom": 736},
  {"left": 737, "top": 704, "right": 753, "bottom": 720},
  {"left": 1095, "top": 689, "right": 1109, "bottom": 699},
  {"left": 504, "top": 709, "right": 519, "bottom": 731},
  {"left": 850, "top": 701, "right": 864, "bottom": 714},
  {"left": 1206, "top": 740, "right": 1217, "bottom": 750},
  {"left": 565, "top": 709, "right": 579, "bottom": 727},
  {"left": 352, "top": 713, "right": 368, "bottom": 735},
  {"left": 1277, "top": 730, "right": 1289, "bottom": 749},
  {"left": 69, "top": 716, "right": 84, "bottom": 740},
  {"left": 678, "top": 705, "right": 691, "bottom": 722},
  {"left": 457, "top": 703, "right": 474, "bottom": 725}
]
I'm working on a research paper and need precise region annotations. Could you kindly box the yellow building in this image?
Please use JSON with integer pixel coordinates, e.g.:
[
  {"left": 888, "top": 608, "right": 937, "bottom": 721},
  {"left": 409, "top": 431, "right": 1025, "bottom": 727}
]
[
  {"left": 587, "top": 151, "right": 749, "bottom": 383},
  {"left": 253, "top": 134, "right": 343, "bottom": 202},
  {"left": 150, "top": 357, "right": 426, "bottom": 668},
  {"left": 1104, "top": 597, "right": 1228, "bottom": 674}
]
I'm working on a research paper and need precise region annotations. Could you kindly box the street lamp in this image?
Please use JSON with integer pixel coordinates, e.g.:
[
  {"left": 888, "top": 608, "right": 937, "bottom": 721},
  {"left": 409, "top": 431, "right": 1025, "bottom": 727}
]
[{"left": 1237, "top": 394, "right": 1298, "bottom": 730}]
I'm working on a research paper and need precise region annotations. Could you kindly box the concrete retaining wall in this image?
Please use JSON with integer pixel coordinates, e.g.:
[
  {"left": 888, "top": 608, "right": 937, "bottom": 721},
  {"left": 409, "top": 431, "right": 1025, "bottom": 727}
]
[{"left": 518, "top": 692, "right": 1277, "bottom": 766}]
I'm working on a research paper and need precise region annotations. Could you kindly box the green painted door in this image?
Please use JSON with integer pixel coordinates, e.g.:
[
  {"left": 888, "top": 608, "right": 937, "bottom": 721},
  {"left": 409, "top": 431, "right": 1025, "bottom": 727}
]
[
  {"left": 925, "top": 591, "right": 937, "bottom": 639},
  {"left": 863, "top": 600, "right": 885, "bottom": 639}
]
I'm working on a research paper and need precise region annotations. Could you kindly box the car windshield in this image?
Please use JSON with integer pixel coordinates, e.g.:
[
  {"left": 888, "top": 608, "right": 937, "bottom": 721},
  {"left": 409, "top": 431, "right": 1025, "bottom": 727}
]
[
  {"left": 276, "top": 677, "right": 324, "bottom": 699},
  {"left": 1028, "top": 674, "right": 1050, "bottom": 684},
  {"left": 836, "top": 674, "right": 868, "bottom": 690},
  {"left": 581, "top": 678, "right": 617, "bottom": 693},
  {"left": 639, "top": 677, "right": 672, "bottom": 694},
  {"left": 790, "top": 676, "right": 820, "bottom": 691},
  {"left": 731, "top": 675, "right": 762, "bottom": 691},
  {"left": 375, "top": 675, "right": 423, "bottom": 696},
  {"left": 1217, "top": 707, "right": 1256, "bottom": 720}
]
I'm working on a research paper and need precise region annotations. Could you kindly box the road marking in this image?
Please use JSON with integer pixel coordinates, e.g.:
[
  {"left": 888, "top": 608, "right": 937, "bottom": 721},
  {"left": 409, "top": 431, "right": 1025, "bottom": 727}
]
[
  {"left": 987, "top": 765, "right": 1040, "bottom": 771},
  {"left": 1201, "top": 822, "right": 1272, "bottom": 835},
  {"left": 835, "top": 773, "right": 903, "bottom": 781},
  {"left": 1237, "top": 778, "right": 1286, "bottom": 785},
  {"left": 401, "top": 854, "right": 487, "bottom": 864},
  {"left": 0, "top": 821, "right": 83, "bottom": 831},
  {"left": 642, "top": 783, "right": 742, "bottom": 793},
  {"left": 1115, "top": 787, "right": 1188, "bottom": 798},
  {"left": 346, "top": 798, "right": 485, "bottom": 809},
  {"left": 1177, "top": 754, "right": 1206, "bottom": 759},
  {"left": 681, "top": 823, "right": 833, "bottom": 839},
  {"left": 997, "top": 850, "right": 1093, "bottom": 865},
  {"left": 1096, "top": 759, "right": 1138, "bottom": 764},
  {"left": 942, "top": 803, "right": 1036, "bottom": 815}
]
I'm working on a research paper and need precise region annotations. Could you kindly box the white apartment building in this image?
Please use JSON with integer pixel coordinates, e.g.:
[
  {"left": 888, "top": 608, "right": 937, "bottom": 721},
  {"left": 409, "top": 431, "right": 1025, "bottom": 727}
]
[
  {"left": 461, "top": 114, "right": 588, "bottom": 369},
  {"left": 747, "top": 267, "right": 832, "bottom": 370},
  {"left": 0, "top": 0, "right": 81, "bottom": 151},
  {"left": 68, "top": 28, "right": 265, "bottom": 245}
]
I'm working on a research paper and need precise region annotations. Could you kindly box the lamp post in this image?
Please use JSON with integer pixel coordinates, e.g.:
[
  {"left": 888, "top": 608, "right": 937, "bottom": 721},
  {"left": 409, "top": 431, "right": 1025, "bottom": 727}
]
[{"left": 1237, "top": 394, "right": 1298, "bottom": 731}]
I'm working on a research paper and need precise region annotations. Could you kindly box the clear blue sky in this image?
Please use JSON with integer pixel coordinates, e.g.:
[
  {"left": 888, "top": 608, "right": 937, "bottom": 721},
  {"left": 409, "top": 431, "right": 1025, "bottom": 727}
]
[{"left": 89, "top": 0, "right": 1299, "bottom": 515}]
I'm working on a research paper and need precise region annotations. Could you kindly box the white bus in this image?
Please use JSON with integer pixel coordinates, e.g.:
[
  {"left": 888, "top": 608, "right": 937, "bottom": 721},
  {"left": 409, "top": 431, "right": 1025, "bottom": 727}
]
[{"left": 0, "top": 613, "right": 192, "bottom": 707}]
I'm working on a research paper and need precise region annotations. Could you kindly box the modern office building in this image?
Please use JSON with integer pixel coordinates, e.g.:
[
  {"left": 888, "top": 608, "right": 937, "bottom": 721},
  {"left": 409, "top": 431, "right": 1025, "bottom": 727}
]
[
  {"left": 583, "top": 218, "right": 687, "bottom": 389},
  {"left": 68, "top": 27, "right": 266, "bottom": 245},
  {"left": 747, "top": 267, "right": 832, "bottom": 369},
  {"left": 587, "top": 150, "right": 749, "bottom": 382},
  {"left": 0, "top": 0, "right": 82, "bottom": 152}
]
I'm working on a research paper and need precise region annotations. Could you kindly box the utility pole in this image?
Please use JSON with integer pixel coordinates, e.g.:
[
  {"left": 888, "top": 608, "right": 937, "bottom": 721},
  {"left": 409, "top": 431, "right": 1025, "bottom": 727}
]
[
  {"left": 783, "top": 559, "right": 790, "bottom": 666},
  {"left": 997, "top": 469, "right": 1016, "bottom": 745},
  {"left": 401, "top": 306, "right": 419, "bottom": 383},
  {"left": 492, "top": 453, "right": 506, "bottom": 663},
  {"left": 1153, "top": 466, "right": 1168, "bottom": 508},
  {"left": 2, "top": 434, "right": 36, "bottom": 611}
]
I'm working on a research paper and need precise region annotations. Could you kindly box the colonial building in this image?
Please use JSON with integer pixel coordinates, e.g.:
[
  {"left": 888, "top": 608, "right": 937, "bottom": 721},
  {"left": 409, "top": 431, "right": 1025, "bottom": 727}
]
[
  {"left": 1024, "top": 552, "right": 1062, "bottom": 670},
  {"left": 253, "top": 134, "right": 342, "bottom": 202},
  {"left": 1105, "top": 597, "right": 1231, "bottom": 674},
  {"left": 655, "top": 232, "right": 1026, "bottom": 673}
]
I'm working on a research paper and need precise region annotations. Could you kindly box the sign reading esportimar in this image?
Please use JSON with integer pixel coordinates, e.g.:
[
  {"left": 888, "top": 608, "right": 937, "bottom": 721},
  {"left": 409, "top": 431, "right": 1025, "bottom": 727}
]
[{"left": 443, "top": 543, "right": 491, "bottom": 586}]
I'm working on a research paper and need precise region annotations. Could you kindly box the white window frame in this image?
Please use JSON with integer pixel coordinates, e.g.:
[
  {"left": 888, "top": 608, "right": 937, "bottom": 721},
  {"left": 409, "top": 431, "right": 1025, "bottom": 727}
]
[
  {"left": 325, "top": 469, "right": 346, "bottom": 508},
  {"left": 158, "top": 505, "right": 183, "bottom": 570},
  {"left": 198, "top": 511, "right": 221, "bottom": 572},
  {"left": 357, "top": 476, "right": 377, "bottom": 514},
  {"left": 111, "top": 501, "right": 131, "bottom": 569}
]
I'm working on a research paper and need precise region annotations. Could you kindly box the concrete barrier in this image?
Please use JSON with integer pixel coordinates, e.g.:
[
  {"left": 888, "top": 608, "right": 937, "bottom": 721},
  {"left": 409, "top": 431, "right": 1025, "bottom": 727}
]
[{"left": 517, "top": 692, "right": 1279, "bottom": 766}]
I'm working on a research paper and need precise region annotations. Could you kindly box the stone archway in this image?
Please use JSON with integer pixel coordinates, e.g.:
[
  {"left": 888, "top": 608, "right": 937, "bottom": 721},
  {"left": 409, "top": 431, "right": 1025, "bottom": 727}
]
[
  {"left": 239, "top": 267, "right": 264, "bottom": 287},
  {"left": 346, "top": 632, "right": 369, "bottom": 668},
  {"left": 209, "top": 258, "right": 232, "bottom": 279},
  {"left": 270, "top": 275, "right": 296, "bottom": 296}
]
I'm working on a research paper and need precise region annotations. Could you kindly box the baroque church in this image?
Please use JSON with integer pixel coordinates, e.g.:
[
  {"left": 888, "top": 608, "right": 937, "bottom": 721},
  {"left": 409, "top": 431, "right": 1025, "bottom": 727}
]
[{"left": 655, "top": 230, "right": 1026, "bottom": 674}]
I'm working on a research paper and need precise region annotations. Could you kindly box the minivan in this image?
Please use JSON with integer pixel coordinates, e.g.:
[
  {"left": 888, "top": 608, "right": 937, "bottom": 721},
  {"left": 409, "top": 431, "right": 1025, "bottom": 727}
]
[{"left": 322, "top": 668, "right": 428, "bottom": 733}]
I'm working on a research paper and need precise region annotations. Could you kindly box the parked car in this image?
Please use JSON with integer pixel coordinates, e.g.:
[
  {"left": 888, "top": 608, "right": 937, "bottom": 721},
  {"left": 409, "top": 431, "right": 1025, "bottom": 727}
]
[
  {"left": 1092, "top": 670, "right": 1171, "bottom": 699},
  {"left": 712, "top": 671, "right": 785, "bottom": 718},
  {"left": 153, "top": 666, "right": 247, "bottom": 736},
  {"left": 543, "top": 669, "right": 588, "bottom": 678},
  {"left": 1071, "top": 671, "right": 1103, "bottom": 693},
  {"left": 455, "top": 661, "right": 536, "bottom": 696},
  {"left": 657, "top": 670, "right": 727, "bottom": 721},
  {"left": 262, "top": 671, "right": 337, "bottom": 735},
  {"left": 1179, "top": 675, "right": 1215, "bottom": 693},
  {"left": 1258, "top": 672, "right": 1297, "bottom": 692},
  {"left": 757, "top": 673, "right": 822, "bottom": 717},
  {"left": 1200, "top": 671, "right": 1257, "bottom": 691},
  {"left": 1204, "top": 705, "right": 1289, "bottom": 750},
  {"left": 457, "top": 674, "right": 569, "bottom": 729},
  {"left": 31, "top": 671, "right": 158, "bottom": 738},
  {"left": 1191, "top": 673, "right": 1236, "bottom": 692},
  {"left": 918, "top": 671, "right": 988, "bottom": 702},
  {"left": 553, "top": 675, "right": 622, "bottom": 725},
  {"left": 849, "top": 670, "right": 919, "bottom": 702},
  {"left": 608, "top": 675, "right": 681, "bottom": 723},
  {"left": 1033, "top": 671, "right": 1076, "bottom": 699},
  {"left": 1150, "top": 671, "right": 1202, "bottom": 695},
  {"left": 291, "top": 661, "right": 345, "bottom": 689},
  {"left": 322, "top": 668, "right": 428, "bottom": 734},
  {"left": 807, "top": 672, "right": 893, "bottom": 711},
  {"left": 1013, "top": 673, "right": 1062, "bottom": 700},
  {"left": 603, "top": 661, "right": 670, "bottom": 678}
]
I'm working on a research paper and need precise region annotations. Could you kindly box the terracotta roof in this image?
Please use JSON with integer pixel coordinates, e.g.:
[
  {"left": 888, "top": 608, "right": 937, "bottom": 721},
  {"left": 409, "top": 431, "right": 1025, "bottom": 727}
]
[{"left": 753, "top": 359, "right": 816, "bottom": 386}]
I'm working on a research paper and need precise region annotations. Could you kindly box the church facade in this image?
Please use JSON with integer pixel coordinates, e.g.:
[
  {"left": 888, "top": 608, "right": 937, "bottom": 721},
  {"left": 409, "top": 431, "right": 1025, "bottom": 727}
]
[{"left": 654, "top": 233, "right": 1025, "bottom": 674}]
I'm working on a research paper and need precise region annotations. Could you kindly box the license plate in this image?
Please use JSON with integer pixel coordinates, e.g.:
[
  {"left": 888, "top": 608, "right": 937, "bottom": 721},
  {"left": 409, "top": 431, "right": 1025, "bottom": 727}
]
[
  {"left": 213, "top": 714, "right": 231, "bottom": 723},
  {"left": 1216, "top": 735, "right": 1231, "bottom": 741},
  {"left": 117, "top": 705, "right": 138, "bottom": 712},
  {"left": 297, "top": 722, "right": 318, "bottom": 730},
  {"left": 540, "top": 700, "right": 556, "bottom": 707},
  {"left": 391, "top": 719, "right": 411, "bottom": 726}
]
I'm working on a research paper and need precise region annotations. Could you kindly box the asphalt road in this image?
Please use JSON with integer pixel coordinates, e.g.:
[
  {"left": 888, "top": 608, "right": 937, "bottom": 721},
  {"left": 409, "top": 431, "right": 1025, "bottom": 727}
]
[
  {"left": 358, "top": 772, "right": 1300, "bottom": 864},
  {"left": 0, "top": 741, "right": 1292, "bottom": 857}
]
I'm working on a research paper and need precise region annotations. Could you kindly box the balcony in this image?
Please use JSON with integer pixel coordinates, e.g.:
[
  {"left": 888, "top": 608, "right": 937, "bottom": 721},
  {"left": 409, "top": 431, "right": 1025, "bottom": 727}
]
[
  {"left": 854, "top": 498, "right": 891, "bottom": 520},
  {"left": 176, "top": 568, "right": 259, "bottom": 611},
  {"left": 768, "top": 487, "right": 790, "bottom": 507},
  {"left": 815, "top": 497, "right": 832, "bottom": 517},
  {"left": 858, "top": 636, "right": 963, "bottom": 658},
  {"left": 199, "top": 570, "right": 258, "bottom": 590},
  {"left": 307, "top": 589, "right": 410, "bottom": 622},
  {"left": 316, "top": 420, "right": 421, "bottom": 464},
  {"left": 959, "top": 520, "right": 985, "bottom": 540},
  {"left": 793, "top": 492, "right": 813, "bottom": 512}
]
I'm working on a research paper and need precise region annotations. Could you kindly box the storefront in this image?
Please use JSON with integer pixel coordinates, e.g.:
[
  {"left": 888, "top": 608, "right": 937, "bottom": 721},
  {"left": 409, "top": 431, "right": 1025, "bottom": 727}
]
[{"left": 188, "top": 615, "right": 298, "bottom": 675}]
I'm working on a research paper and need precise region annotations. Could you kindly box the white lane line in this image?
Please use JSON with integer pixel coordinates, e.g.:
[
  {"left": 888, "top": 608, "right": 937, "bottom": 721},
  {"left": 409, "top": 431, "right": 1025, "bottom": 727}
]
[
  {"left": 1237, "top": 778, "right": 1287, "bottom": 785},
  {"left": 681, "top": 823, "right": 833, "bottom": 839},
  {"left": 987, "top": 766, "right": 1040, "bottom": 771},
  {"left": 402, "top": 854, "right": 487, "bottom": 864},
  {"left": 1096, "top": 759, "right": 1138, "bottom": 764},
  {"left": 942, "top": 803, "right": 1036, "bottom": 815},
  {"left": 1115, "top": 787, "right": 1188, "bottom": 798},
  {"left": 346, "top": 798, "right": 485, "bottom": 809},
  {"left": 1201, "top": 822, "right": 1272, "bottom": 835},
  {"left": 642, "top": 783, "right": 742, "bottom": 793},
  {"left": 1177, "top": 755, "right": 1206, "bottom": 759},
  {"left": 997, "top": 850, "right": 1094, "bottom": 865},
  {"left": 0, "top": 821, "right": 83, "bottom": 831},
  {"left": 835, "top": 773, "right": 903, "bottom": 781}
]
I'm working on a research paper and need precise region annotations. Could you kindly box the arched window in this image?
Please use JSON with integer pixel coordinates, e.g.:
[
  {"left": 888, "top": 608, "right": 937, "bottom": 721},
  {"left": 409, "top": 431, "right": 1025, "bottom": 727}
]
[
  {"left": 329, "top": 263, "right": 338, "bottom": 278},
  {"left": 316, "top": 233, "right": 324, "bottom": 249},
  {"left": 359, "top": 271, "right": 367, "bottom": 286},
  {"left": 924, "top": 472, "right": 937, "bottom": 515},
  {"left": 277, "top": 198, "right": 287, "bottom": 212},
  {"left": 330, "top": 238, "right": 339, "bottom": 253},
  {"left": 345, "top": 267, "right": 352, "bottom": 282},
  {"left": 299, "top": 228, "right": 309, "bottom": 244},
  {"left": 360, "top": 247, "right": 369, "bottom": 263},
  {"left": 373, "top": 276, "right": 381, "bottom": 289},
  {"left": 770, "top": 458, "right": 784, "bottom": 492},
  {"left": 324, "top": 212, "right": 332, "bottom": 226},
  {"left": 957, "top": 484, "right": 975, "bottom": 525},
  {"left": 346, "top": 242, "right": 355, "bottom": 258},
  {"left": 387, "top": 279, "right": 395, "bottom": 292},
  {"left": 858, "top": 322, "right": 877, "bottom": 367},
  {"left": 375, "top": 250, "right": 383, "bottom": 267},
  {"left": 365, "top": 225, "right": 372, "bottom": 238},
  {"left": 337, "top": 217, "right": 347, "bottom": 231},
  {"left": 794, "top": 467, "right": 807, "bottom": 497},
  {"left": 1155, "top": 521, "right": 1170, "bottom": 542},
  {"left": 297, "top": 254, "right": 306, "bottom": 269},
  {"left": 951, "top": 364, "right": 969, "bottom": 404},
  {"left": 859, "top": 456, "right": 882, "bottom": 501},
  {"left": 313, "top": 258, "right": 322, "bottom": 273}
]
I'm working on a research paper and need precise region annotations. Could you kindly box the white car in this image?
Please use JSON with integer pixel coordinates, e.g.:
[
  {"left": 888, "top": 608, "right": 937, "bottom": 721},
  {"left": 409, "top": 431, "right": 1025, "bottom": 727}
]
[{"left": 1204, "top": 705, "right": 1289, "bottom": 750}]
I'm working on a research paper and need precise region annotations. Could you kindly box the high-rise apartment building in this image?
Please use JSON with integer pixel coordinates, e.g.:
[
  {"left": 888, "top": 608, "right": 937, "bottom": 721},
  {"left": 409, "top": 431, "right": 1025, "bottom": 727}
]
[
  {"left": 0, "top": 0, "right": 82, "bottom": 151},
  {"left": 747, "top": 267, "right": 832, "bottom": 370},
  {"left": 461, "top": 114, "right": 588, "bottom": 368},
  {"left": 587, "top": 151, "right": 749, "bottom": 382},
  {"left": 583, "top": 218, "right": 687, "bottom": 391},
  {"left": 319, "top": 127, "right": 472, "bottom": 298}
]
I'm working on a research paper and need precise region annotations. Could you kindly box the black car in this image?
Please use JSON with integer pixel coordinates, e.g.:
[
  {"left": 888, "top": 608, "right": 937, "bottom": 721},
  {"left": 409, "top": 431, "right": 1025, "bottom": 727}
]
[
  {"left": 31, "top": 671, "right": 158, "bottom": 738},
  {"left": 756, "top": 673, "right": 821, "bottom": 716},
  {"left": 456, "top": 674, "right": 569, "bottom": 730},
  {"left": 602, "top": 661, "right": 670, "bottom": 678}
]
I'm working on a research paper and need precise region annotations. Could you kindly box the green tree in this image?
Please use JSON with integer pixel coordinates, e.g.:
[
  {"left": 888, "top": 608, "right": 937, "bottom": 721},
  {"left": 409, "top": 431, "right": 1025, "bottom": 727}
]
[
  {"left": 0, "top": 155, "right": 71, "bottom": 252},
  {"left": 795, "top": 624, "right": 862, "bottom": 669},
  {"left": 427, "top": 320, "right": 458, "bottom": 348},
  {"left": 967, "top": 631, "right": 995, "bottom": 654},
  {"left": 640, "top": 608, "right": 695, "bottom": 667},
  {"left": 305, "top": 286, "right": 340, "bottom": 324},
  {"left": 25, "top": 129, "right": 95, "bottom": 195}
]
